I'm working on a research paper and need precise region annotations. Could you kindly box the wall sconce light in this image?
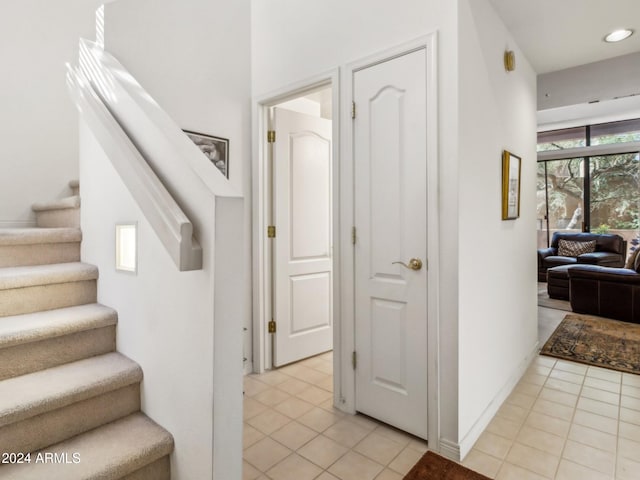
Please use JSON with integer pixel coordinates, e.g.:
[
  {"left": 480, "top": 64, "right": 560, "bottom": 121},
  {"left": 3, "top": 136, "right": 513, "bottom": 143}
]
[
  {"left": 504, "top": 50, "right": 516, "bottom": 72},
  {"left": 115, "top": 223, "right": 138, "bottom": 273}
]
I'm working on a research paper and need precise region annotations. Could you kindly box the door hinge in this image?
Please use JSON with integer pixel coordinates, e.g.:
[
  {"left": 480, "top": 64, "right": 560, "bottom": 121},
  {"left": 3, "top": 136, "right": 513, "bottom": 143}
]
[
  {"left": 267, "top": 130, "right": 276, "bottom": 143},
  {"left": 351, "top": 101, "right": 356, "bottom": 119},
  {"left": 267, "top": 225, "right": 276, "bottom": 238},
  {"left": 351, "top": 226, "right": 357, "bottom": 245},
  {"left": 268, "top": 320, "right": 277, "bottom": 333},
  {"left": 352, "top": 351, "right": 357, "bottom": 369}
]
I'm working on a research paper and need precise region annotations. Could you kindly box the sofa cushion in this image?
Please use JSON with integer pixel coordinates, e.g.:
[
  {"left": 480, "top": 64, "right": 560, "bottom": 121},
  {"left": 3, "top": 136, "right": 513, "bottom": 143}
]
[
  {"left": 558, "top": 239, "right": 596, "bottom": 257},
  {"left": 544, "top": 255, "right": 577, "bottom": 269},
  {"left": 596, "top": 234, "right": 624, "bottom": 254},
  {"left": 625, "top": 248, "right": 640, "bottom": 269},
  {"left": 634, "top": 250, "right": 640, "bottom": 273},
  {"left": 578, "top": 251, "right": 625, "bottom": 265},
  {"left": 569, "top": 264, "right": 640, "bottom": 282}
]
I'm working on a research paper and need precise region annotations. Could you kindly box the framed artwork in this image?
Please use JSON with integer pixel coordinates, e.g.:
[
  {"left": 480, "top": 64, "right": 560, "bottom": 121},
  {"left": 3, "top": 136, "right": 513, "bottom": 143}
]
[
  {"left": 183, "top": 130, "right": 229, "bottom": 178},
  {"left": 502, "top": 150, "right": 521, "bottom": 220}
]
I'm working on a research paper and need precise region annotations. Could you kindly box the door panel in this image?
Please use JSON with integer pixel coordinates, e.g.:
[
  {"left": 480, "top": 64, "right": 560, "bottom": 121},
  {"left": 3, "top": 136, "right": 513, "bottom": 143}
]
[
  {"left": 290, "top": 133, "right": 331, "bottom": 260},
  {"left": 354, "top": 49, "right": 428, "bottom": 439},
  {"left": 273, "top": 107, "right": 333, "bottom": 367},
  {"left": 370, "top": 298, "right": 407, "bottom": 394},
  {"left": 290, "top": 272, "right": 331, "bottom": 334}
]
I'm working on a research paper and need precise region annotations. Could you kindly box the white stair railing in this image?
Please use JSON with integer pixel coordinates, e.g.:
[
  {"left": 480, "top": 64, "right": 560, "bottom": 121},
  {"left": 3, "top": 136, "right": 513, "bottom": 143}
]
[
  {"left": 66, "top": 65, "right": 203, "bottom": 271},
  {"left": 69, "top": 36, "right": 245, "bottom": 480},
  {"left": 77, "top": 39, "right": 239, "bottom": 198}
]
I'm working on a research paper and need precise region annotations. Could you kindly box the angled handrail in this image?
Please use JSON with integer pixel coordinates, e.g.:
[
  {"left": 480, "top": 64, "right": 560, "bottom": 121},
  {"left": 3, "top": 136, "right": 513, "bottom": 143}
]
[
  {"left": 78, "top": 39, "right": 240, "bottom": 199},
  {"left": 66, "top": 65, "right": 203, "bottom": 271}
]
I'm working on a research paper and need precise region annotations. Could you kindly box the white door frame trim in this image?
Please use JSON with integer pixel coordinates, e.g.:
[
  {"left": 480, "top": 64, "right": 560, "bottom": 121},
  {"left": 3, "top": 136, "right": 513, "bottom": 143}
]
[
  {"left": 341, "top": 33, "right": 441, "bottom": 451},
  {"left": 251, "top": 70, "right": 341, "bottom": 386}
]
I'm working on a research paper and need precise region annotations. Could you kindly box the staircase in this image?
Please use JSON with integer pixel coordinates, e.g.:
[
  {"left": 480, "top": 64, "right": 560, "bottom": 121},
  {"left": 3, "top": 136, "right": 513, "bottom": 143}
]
[{"left": 0, "top": 181, "right": 174, "bottom": 479}]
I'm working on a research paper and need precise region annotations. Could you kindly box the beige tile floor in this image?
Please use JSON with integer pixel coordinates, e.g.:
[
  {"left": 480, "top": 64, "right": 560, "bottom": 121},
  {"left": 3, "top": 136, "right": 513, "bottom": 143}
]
[
  {"left": 463, "top": 353, "right": 640, "bottom": 479},
  {"left": 243, "top": 351, "right": 428, "bottom": 480},
  {"left": 462, "top": 306, "right": 640, "bottom": 480},
  {"left": 244, "top": 306, "right": 640, "bottom": 480}
]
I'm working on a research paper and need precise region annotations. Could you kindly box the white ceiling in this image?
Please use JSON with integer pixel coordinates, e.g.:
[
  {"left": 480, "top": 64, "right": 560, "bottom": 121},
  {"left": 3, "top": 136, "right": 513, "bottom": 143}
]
[{"left": 489, "top": 0, "right": 640, "bottom": 74}]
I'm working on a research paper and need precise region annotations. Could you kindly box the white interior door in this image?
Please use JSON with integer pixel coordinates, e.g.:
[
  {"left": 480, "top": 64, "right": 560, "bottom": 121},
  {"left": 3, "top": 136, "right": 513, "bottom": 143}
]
[
  {"left": 272, "top": 107, "right": 333, "bottom": 367},
  {"left": 353, "top": 49, "right": 428, "bottom": 439}
]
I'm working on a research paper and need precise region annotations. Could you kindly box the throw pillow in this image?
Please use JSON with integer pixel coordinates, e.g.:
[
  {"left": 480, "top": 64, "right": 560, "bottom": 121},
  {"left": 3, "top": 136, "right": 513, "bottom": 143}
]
[
  {"left": 558, "top": 239, "right": 596, "bottom": 257},
  {"left": 625, "top": 247, "right": 640, "bottom": 269}
]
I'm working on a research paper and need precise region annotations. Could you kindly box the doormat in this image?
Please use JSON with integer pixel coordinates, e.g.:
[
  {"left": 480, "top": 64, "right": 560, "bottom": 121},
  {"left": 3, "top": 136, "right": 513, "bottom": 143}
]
[
  {"left": 540, "top": 313, "right": 640, "bottom": 374},
  {"left": 404, "top": 451, "right": 491, "bottom": 480}
]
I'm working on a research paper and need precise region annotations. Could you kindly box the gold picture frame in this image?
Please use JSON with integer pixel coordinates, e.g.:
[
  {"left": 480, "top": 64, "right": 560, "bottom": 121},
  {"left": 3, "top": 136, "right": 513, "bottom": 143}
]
[{"left": 502, "top": 150, "right": 521, "bottom": 220}]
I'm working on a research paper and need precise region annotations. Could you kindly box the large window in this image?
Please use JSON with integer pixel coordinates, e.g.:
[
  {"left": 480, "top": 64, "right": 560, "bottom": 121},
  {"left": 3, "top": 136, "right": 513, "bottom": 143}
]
[{"left": 537, "top": 119, "right": 640, "bottom": 253}]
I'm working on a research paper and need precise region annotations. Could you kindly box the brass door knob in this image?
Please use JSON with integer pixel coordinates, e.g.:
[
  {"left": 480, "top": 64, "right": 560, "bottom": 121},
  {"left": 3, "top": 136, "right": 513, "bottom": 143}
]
[{"left": 392, "top": 258, "right": 423, "bottom": 271}]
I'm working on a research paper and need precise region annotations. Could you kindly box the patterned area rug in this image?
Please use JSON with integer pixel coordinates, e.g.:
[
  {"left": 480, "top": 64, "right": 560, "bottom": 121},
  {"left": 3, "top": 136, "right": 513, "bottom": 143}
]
[
  {"left": 540, "top": 313, "right": 640, "bottom": 374},
  {"left": 404, "top": 451, "right": 490, "bottom": 480}
]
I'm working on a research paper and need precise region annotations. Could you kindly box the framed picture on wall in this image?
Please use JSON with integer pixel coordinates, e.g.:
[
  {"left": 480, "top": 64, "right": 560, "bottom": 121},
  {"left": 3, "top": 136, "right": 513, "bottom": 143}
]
[
  {"left": 501, "top": 150, "right": 521, "bottom": 220},
  {"left": 183, "top": 130, "right": 229, "bottom": 178}
]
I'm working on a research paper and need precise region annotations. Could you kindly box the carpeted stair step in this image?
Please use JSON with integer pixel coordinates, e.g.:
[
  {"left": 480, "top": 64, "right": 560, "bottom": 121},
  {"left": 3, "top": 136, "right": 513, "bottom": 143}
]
[
  {"left": 0, "top": 412, "right": 173, "bottom": 480},
  {"left": 0, "top": 227, "right": 81, "bottom": 267},
  {"left": 0, "top": 262, "right": 98, "bottom": 317},
  {"left": 32, "top": 195, "right": 81, "bottom": 228},
  {"left": 69, "top": 179, "right": 80, "bottom": 196},
  {"left": 0, "top": 352, "right": 142, "bottom": 455},
  {"left": 0, "top": 304, "right": 117, "bottom": 380}
]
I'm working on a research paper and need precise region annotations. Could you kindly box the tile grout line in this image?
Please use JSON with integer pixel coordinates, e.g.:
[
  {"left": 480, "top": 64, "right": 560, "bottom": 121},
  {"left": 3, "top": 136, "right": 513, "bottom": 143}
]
[
  {"left": 245, "top": 352, "right": 426, "bottom": 480},
  {"left": 550, "top": 361, "right": 586, "bottom": 480},
  {"left": 501, "top": 359, "right": 610, "bottom": 479},
  {"left": 580, "top": 368, "right": 623, "bottom": 479},
  {"left": 524, "top": 358, "right": 565, "bottom": 480},
  {"left": 614, "top": 371, "right": 622, "bottom": 480},
  {"left": 487, "top": 360, "right": 536, "bottom": 478},
  {"left": 495, "top": 357, "right": 556, "bottom": 479}
]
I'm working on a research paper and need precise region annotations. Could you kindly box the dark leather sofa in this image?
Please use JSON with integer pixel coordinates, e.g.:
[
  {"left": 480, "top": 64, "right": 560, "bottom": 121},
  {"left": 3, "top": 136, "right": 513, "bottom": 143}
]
[
  {"left": 538, "top": 232, "right": 627, "bottom": 282},
  {"left": 569, "top": 261, "right": 640, "bottom": 324}
]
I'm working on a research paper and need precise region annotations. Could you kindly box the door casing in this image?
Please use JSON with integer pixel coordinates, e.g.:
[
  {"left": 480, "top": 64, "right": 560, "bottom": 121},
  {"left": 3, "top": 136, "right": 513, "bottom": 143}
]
[
  {"left": 252, "top": 70, "right": 340, "bottom": 384},
  {"left": 252, "top": 33, "right": 440, "bottom": 452}
]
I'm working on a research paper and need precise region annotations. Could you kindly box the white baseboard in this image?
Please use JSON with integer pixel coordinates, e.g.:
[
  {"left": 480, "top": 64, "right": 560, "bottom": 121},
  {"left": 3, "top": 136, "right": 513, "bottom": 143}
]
[
  {"left": 458, "top": 340, "right": 540, "bottom": 460},
  {"left": 0, "top": 220, "right": 37, "bottom": 228},
  {"left": 439, "top": 438, "right": 461, "bottom": 461}
]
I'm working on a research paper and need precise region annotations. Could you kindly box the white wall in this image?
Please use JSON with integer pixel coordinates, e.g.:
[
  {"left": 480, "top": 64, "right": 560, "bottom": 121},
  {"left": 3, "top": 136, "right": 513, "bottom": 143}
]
[
  {"left": 80, "top": 122, "right": 217, "bottom": 478},
  {"left": 252, "top": 0, "right": 456, "bottom": 97},
  {"left": 104, "top": 0, "right": 254, "bottom": 371},
  {"left": 276, "top": 97, "right": 321, "bottom": 117},
  {"left": 0, "top": 0, "right": 100, "bottom": 226},
  {"left": 536, "top": 52, "right": 640, "bottom": 131},
  {"left": 277, "top": 88, "right": 333, "bottom": 120},
  {"left": 457, "top": 0, "right": 538, "bottom": 456},
  {"left": 538, "top": 52, "right": 640, "bottom": 111},
  {"left": 88, "top": 1, "right": 251, "bottom": 478},
  {"left": 252, "top": 0, "right": 462, "bottom": 449}
]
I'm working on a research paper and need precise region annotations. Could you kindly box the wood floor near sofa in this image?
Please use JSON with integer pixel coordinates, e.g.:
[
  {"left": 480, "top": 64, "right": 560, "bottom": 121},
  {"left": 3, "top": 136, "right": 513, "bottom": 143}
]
[{"left": 538, "top": 282, "right": 572, "bottom": 312}]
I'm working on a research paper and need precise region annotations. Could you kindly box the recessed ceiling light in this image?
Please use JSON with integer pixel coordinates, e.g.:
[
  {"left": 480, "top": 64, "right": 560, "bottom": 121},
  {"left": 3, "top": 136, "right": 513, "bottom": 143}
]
[{"left": 604, "top": 29, "right": 634, "bottom": 43}]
